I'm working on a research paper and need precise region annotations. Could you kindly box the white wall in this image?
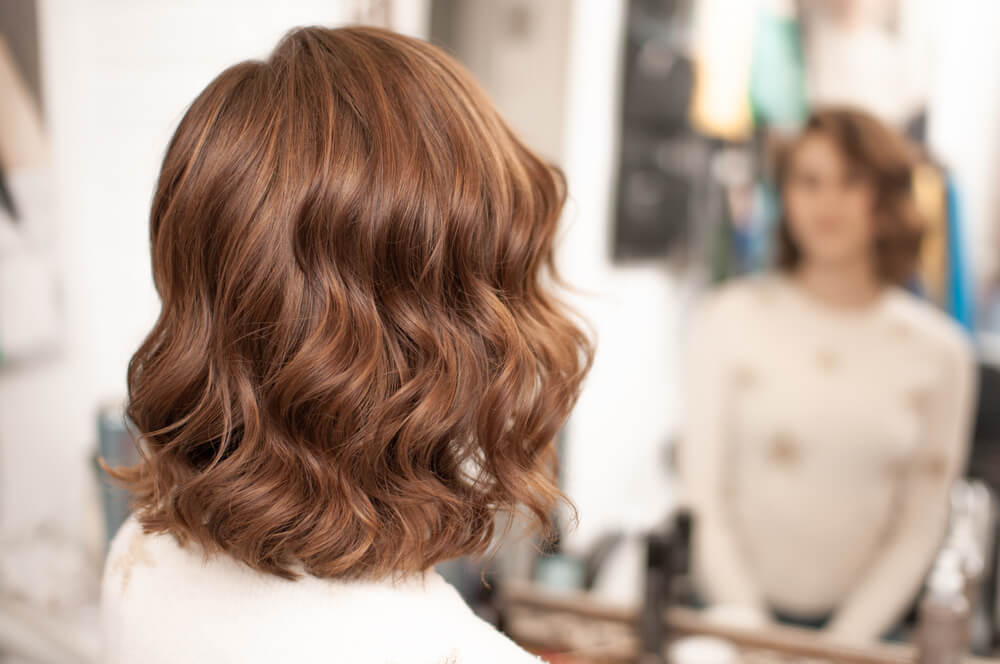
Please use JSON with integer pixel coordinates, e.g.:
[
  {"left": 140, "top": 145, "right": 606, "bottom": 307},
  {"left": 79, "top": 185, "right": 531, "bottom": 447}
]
[
  {"left": 926, "top": 0, "right": 1000, "bottom": 305},
  {"left": 441, "top": 0, "right": 571, "bottom": 164},
  {"left": 558, "top": 0, "right": 681, "bottom": 551}
]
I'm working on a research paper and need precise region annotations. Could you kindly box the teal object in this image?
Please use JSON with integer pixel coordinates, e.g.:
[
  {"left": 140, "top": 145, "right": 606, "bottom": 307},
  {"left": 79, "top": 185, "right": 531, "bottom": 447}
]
[
  {"left": 97, "top": 406, "right": 139, "bottom": 547},
  {"left": 749, "top": 8, "right": 808, "bottom": 130},
  {"left": 945, "top": 178, "right": 976, "bottom": 333},
  {"left": 535, "top": 554, "right": 585, "bottom": 593}
]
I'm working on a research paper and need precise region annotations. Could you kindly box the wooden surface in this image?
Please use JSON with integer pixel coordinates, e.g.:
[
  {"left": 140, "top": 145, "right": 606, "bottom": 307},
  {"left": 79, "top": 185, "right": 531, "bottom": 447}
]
[
  {"left": 665, "top": 607, "right": 913, "bottom": 664},
  {"left": 500, "top": 581, "right": 999, "bottom": 663}
]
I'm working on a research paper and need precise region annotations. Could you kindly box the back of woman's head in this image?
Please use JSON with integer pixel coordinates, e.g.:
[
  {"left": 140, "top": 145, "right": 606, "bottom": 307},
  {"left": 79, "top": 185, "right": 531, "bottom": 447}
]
[{"left": 113, "top": 25, "right": 593, "bottom": 580}]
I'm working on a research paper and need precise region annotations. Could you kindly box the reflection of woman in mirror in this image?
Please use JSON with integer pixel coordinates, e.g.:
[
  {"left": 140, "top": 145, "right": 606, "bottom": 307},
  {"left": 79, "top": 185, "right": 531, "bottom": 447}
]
[
  {"left": 101, "top": 26, "right": 592, "bottom": 662},
  {"left": 681, "top": 107, "right": 976, "bottom": 644}
]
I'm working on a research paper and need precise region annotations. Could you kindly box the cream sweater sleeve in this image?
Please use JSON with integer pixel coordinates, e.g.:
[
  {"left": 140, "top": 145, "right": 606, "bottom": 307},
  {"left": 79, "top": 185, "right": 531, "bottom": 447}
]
[
  {"left": 680, "top": 296, "right": 769, "bottom": 619},
  {"left": 827, "top": 333, "right": 977, "bottom": 643}
]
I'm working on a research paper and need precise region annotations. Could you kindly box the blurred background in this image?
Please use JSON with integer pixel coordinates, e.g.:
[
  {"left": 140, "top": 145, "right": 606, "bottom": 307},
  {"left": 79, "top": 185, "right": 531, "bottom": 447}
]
[{"left": 2, "top": 0, "right": 1000, "bottom": 662}]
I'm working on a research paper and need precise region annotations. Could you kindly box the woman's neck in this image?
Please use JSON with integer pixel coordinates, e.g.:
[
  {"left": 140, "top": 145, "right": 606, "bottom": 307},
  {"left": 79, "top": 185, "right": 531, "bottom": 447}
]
[{"left": 791, "top": 258, "right": 883, "bottom": 311}]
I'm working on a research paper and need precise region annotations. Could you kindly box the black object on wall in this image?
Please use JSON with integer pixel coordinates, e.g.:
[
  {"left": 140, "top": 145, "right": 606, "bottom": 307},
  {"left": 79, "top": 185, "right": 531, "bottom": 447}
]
[
  {"left": 968, "top": 362, "right": 1000, "bottom": 491},
  {"left": 0, "top": 165, "right": 18, "bottom": 221},
  {"left": 612, "top": 0, "right": 698, "bottom": 262},
  {"left": 640, "top": 510, "right": 693, "bottom": 661}
]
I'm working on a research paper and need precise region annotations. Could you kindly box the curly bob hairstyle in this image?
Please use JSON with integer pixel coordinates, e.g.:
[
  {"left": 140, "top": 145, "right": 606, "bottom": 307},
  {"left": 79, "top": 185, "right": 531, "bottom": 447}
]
[
  {"left": 108, "top": 25, "right": 593, "bottom": 580},
  {"left": 775, "top": 106, "right": 924, "bottom": 285}
]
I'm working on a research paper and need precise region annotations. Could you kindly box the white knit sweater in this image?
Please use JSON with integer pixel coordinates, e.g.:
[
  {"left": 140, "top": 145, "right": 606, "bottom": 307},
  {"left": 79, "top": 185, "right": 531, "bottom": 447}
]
[
  {"left": 680, "top": 275, "right": 976, "bottom": 643},
  {"left": 101, "top": 516, "right": 543, "bottom": 663}
]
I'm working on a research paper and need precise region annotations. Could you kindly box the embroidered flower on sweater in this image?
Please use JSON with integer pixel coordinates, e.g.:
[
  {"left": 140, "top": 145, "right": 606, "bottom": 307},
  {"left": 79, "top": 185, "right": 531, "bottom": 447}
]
[{"left": 110, "top": 528, "right": 155, "bottom": 593}]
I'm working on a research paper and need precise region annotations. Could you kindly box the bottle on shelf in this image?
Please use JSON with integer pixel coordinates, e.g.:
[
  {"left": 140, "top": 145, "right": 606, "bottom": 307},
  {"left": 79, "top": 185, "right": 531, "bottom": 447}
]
[{"left": 916, "top": 549, "right": 971, "bottom": 664}]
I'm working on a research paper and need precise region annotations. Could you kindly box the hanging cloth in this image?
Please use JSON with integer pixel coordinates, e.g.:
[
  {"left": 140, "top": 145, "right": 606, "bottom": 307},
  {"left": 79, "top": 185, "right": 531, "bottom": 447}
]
[
  {"left": 749, "top": 4, "right": 808, "bottom": 131},
  {"left": 688, "top": 0, "right": 755, "bottom": 140},
  {"left": 945, "top": 177, "right": 976, "bottom": 332},
  {"left": 912, "top": 163, "right": 949, "bottom": 307}
]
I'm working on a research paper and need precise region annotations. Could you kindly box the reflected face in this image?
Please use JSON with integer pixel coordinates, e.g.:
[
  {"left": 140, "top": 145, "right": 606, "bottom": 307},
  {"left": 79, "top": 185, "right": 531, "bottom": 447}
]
[{"left": 783, "top": 133, "right": 876, "bottom": 269}]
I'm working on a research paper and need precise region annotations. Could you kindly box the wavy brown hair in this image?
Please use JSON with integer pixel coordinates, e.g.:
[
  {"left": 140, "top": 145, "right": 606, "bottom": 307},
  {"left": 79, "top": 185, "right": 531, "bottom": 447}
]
[
  {"left": 107, "top": 25, "right": 593, "bottom": 580},
  {"left": 775, "top": 106, "right": 924, "bottom": 285}
]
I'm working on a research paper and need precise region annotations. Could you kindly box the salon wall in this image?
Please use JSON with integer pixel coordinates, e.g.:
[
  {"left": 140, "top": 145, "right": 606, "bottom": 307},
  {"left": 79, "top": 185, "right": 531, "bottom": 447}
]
[
  {"left": 926, "top": 0, "right": 1000, "bottom": 341},
  {"left": 431, "top": 0, "right": 570, "bottom": 164},
  {"left": 557, "top": 0, "right": 680, "bottom": 551}
]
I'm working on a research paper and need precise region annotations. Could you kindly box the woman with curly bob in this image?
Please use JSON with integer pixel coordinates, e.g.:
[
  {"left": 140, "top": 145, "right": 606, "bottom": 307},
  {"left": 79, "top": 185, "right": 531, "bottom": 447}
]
[
  {"left": 681, "top": 108, "right": 976, "bottom": 643},
  {"left": 101, "top": 25, "right": 592, "bottom": 663}
]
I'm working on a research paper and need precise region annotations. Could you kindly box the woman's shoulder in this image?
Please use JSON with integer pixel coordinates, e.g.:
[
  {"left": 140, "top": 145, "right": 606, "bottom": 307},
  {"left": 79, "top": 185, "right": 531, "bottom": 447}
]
[
  {"left": 103, "top": 513, "right": 243, "bottom": 596},
  {"left": 445, "top": 598, "right": 548, "bottom": 663},
  {"left": 882, "top": 288, "right": 975, "bottom": 365},
  {"left": 350, "top": 571, "right": 547, "bottom": 663},
  {"left": 102, "top": 514, "right": 185, "bottom": 599},
  {"left": 101, "top": 516, "right": 544, "bottom": 663}
]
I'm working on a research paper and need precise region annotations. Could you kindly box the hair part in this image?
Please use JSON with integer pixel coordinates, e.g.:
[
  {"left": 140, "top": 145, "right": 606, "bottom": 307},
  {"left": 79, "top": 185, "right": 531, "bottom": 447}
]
[
  {"left": 108, "top": 25, "right": 593, "bottom": 580},
  {"left": 774, "top": 106, "right": 924, "bottom": 285}
]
